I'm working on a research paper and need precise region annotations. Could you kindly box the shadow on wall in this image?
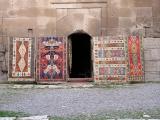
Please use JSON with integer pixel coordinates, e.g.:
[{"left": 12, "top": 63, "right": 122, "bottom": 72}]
[{"left": 0, "top": 39, "right": 8, "bottom": 83}]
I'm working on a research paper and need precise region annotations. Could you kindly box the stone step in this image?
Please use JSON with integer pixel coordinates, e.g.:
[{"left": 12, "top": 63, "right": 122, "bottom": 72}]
[
  {"left": 0, "top": 117, "right": 16, "bottom": 120},
  {"left": 17, "top": 115, "right": 48, "bottom": 120}
]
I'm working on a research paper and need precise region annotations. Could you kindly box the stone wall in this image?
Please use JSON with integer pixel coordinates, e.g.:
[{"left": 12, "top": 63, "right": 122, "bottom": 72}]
[
  {"left": 0, "top": 0, "right": 160, "bottom": 82},
  {"left": 0, "top": 0, "right": 160, "bottom": 37},
  {"left": 144, "top": 38, "right": 160, "bottom": 82},
  {"left": 107, "top": 0, "right": 160, "bottom": 37},
  {"left": 0, "top": 36, "right": 8, "bottom": 83}
]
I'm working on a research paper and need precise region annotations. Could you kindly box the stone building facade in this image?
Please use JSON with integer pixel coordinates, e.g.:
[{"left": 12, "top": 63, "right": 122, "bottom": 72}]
[{"left": 0, "top": 0, "right": 160, "bottom": 83}]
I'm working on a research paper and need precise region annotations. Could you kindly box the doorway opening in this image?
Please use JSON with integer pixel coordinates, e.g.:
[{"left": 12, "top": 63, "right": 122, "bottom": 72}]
[{"left": 68, "top": 31, "right": 93, "bottom": 79}]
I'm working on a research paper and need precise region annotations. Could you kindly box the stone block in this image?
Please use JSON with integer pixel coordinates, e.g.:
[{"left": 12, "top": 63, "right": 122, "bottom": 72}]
[
  {"left": 0, "top": 0, "right": 11, "bottom": 10},
  {"left": 136, "top": 7, "right": 152, "bottom": 18},
  {"left": 0, "top": 56, "right": 4, "bottom": 62},
  {"left": 56, "top": 8, "right": 101, "bottom": 36},
  {"left": 13, "top": 0, "right": 37, "bottom": 8},
  {"left": 152, "top": 7, "right": 160, "bottom": 17},
  {"left": 110, "top": 0, "right": 121, "bottom": 8},
  {"left": 144, "top": 49, "right": 160, "bottom": 60},
  {"left": 145, "top": 71, "right": 160, "bottom": 82},
  {"left": 152, "top": 0, "right": 160, "bottom": 7},
  {"left": 45, "top": 21, "right": 56, "bottom": 35},
  {"left": 145, "top": 60, "right": 160, "bottom": 72},
  {"left": 5, "top": 52, "right": 8, "bottom": 65},
  {"left": 101, "top": 7, "right": 107, "bottom": 19},
  {"left": 83, "top": 0, "right": 107, "bottom": 2},
  {"left": 136, "top": 17, "right": 153, "bottom": 27},
  {"left": 134, "top": 0, "right": 152, "bottom": 7},
  {"left": 4, "top": 42, "right": 9, "bottom": 52},
  {"left": 106, "top": 28, "right": 119, "bottom": 36},
  {"left": 145, "top": 28, "right": 154, "bottom": 38},
  {"left": 58, "top": 0, "right": 77, "bottom": 2},
  {"left": 153, "top": 23, "right": 160, "bottom": 38},
  {"left": 55, "top": 16, "right": 73, "bottom": 36},
  {"left": 118, "top": 119, "right": 145, "bottom": 120},
  {"left": 4, "top": 17, "right": 38, "bottom": 36},
  {"left": 108, "top": 6, "right": 119, "bottom": 17},
  {"left": 7, "top": 28, "right": 27, "bottom": 37},
  {"left": 0, "top": 74, "right": 8, "bottom": 83},
  {"left": 17, "top": 115, "right": 48, "bottom": 120},
  {"left": 101, "top": 7, "right": 107, "bottom": 28},
  {"left": 0, "top": 117, "right": 16, "bottom": 120},
  {"left": 10, "top": 8, "right": 56, "bottom": 17},
  {"left": 153, "top": 33, "right": 160, "bottom": 38},
  {"left": 107, "top": 17, "right": 119, "bottom": 28},
  {"left": 52, "top": 2, "right": 106, "bottom": 8},
  {"left": 153, "top": 17, "right": 160, "bottom": 23},
  {"left": 2, "top": 61, "right": 7, "bottom": 72},
  {"left": 0, "top": 52, "right": 4, "bottom": 57},
  {"left": 4, "top": 17, "right": 37, "bottom": 29},
  {"left": 0, "top": 44, "right": 5, "bottom": 52},
  {"left": 88, "top": 18, "right": 101, "bottom": 36},
  {"left": 44, "top": 8, "right": 56, "bottom": 17},
  {"left": 118, "top": 8, "right": 134, "bottom": 17},
  {"left": 119, "top": 17, "right": 135, "bottom": 28},
  {"left": 120, "top": 0, "right": 134, "bottom": 7},
  {"left": 153, "top": 22, "right": 160, "bottom": 37},
  {"left": 144, "top": 38, "right": 160, "bottom": 49},
  {"left": 10, "top": 8, "right": 39, "bottom": 17},
  {"left": 81, "top": 2, "right": 107, "bottom": 8}
]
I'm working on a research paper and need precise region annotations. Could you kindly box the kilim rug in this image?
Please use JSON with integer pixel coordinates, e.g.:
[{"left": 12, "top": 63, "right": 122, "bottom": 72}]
[
  {"left": 37, "top": 37, "right": 65, "bottom": 82},
  {"left": 8, "top": 37, "right": 35, "bottom": 81},
  {"left": 93, "top": 36, "right": 127, "bottom": 83},
  {"left": 127, "top": 36, "right": 144, "bottom": 81}
]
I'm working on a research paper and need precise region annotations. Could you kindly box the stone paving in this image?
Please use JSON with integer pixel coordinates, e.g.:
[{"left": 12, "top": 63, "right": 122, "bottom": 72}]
[
  {"left": 0, "top": 117, "right": 160, "bottom": 120},
  {"left": 0, "top": 115, "right": 49, "bottom": 120},
  {"left": 0, "top": 83, "right": 160, "bottom": 119},
  {"left": 0, "top": 83, "right": 94, "bottom": 89}
]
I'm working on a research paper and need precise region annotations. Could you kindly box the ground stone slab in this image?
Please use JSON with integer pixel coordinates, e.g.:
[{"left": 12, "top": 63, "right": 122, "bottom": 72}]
[
  {"left": 148, "top": 119, "right": 160, "bottom": 120},
  {"left": 118, "top": 119, "right": 145, "bottom": 120},
  {"left": 17, "top": 115, "right": 48, "bottom": 120},
  {"left": 0, "top": 83, "right": 160, "bottom": 117},
  {"left": 3, "top": 83, "right": 94, "bottom": 89},
  {"left": 0, "top": 117, "right": 16, "bottom": 120}
]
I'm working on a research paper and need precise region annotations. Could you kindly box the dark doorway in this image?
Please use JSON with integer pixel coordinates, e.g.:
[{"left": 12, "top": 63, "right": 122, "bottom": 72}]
[{"left": 68, "top": 31, "right": 92, "bottom": 78}]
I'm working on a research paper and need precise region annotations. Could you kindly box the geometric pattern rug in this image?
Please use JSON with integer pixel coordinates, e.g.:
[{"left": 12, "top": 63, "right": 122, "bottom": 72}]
[
  {"left": 8, "top": 37, "right": 35, "bottom": 81},
  {"left": 93, "top": 36, "right": 127, "bottom": 82},
  {"left": 127, "top": 36, "right": 144, "bottom": 81},
  {"left": 36, "top": 36, "right": 65, "bottom": 83}
]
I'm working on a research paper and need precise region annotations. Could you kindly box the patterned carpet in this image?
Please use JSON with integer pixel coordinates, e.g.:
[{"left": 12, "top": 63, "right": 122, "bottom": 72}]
[
  {"left": 36, "top": 37, "right": 65, "bottom": 83},
  {"left": 8, "top": 37, "right": 35, "bottom": 81}
]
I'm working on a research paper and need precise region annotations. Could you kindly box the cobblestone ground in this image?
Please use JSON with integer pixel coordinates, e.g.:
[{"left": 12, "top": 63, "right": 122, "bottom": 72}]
[{"left": 0, "top": 83, "right": 160, "bottom": 117}]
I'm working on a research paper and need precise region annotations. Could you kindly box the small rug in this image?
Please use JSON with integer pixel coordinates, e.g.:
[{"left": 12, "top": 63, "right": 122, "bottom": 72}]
[
  {"left": 127, "top": 36, "right": 144, "bottom": 81},
  {"left": 37, "top": 36, "right": 65, "bottom": 82},
  {"left": 93, "top": 36, "right": 127, "bottom": 82},
  {"left": 8, "top": 37, "right": 35, "bottom": 81}
]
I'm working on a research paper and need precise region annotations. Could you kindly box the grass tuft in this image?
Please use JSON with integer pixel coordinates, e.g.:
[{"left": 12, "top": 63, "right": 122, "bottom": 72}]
[{"left": 0, "top": 111, "right": 29, "bottom": 117}]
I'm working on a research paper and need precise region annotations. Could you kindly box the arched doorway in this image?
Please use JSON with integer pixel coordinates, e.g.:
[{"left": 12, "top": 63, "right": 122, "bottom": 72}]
[{"left": 67, "top": 30, "right": 93, "bottom": 81}]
